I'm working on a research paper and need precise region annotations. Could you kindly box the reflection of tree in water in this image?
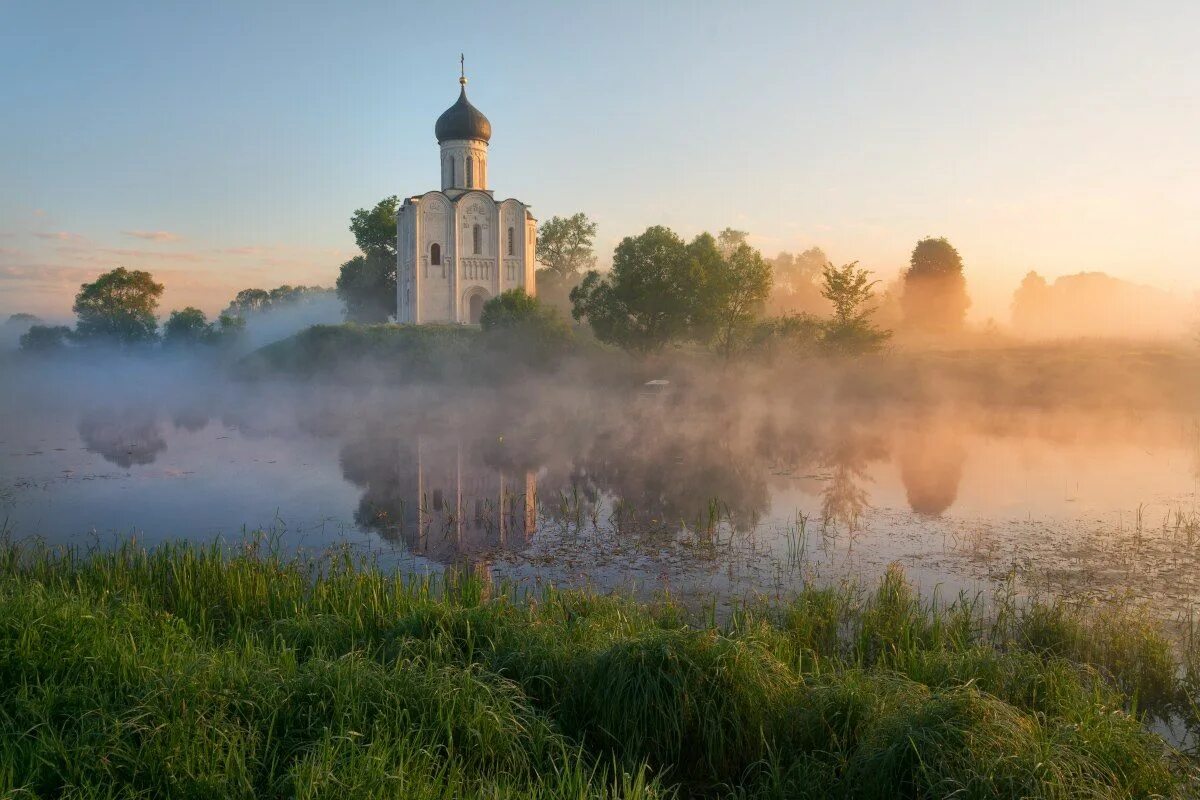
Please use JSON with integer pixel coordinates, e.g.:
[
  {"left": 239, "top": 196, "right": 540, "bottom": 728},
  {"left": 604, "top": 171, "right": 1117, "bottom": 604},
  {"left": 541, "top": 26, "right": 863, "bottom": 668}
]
[
  {"left": 897, "top": 423, "right": 967, "bottom": 516},
  {"left": 339, "top": 431, "right": 409, "bottom": 534},
  {"left": 821, "top": 463, "right": 871, "bottom": 530},
  {"left": 548, "top": 410, "right": 771, "bottom": 537},
  {"left": 171, "top": 407, "right": 209, "bottom": 432},
  {"left": 818, "top": 426, "right": 886, "bottom": 531},
  {"left": 78, "top": 408, "right": 167, "bottom": 468}
]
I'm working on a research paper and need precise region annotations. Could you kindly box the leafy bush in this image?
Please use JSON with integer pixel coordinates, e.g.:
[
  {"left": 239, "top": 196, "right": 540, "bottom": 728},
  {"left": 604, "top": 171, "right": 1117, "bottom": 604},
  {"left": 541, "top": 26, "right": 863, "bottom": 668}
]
[
  {"left": 18, "top": 324, "right": 73, "bottom": 352},
  {"left": 236, "top": 323, "right": 480, "bottom": 380},
  {"left": 480, "top": 289, "right": 573, "bottom": 364}
]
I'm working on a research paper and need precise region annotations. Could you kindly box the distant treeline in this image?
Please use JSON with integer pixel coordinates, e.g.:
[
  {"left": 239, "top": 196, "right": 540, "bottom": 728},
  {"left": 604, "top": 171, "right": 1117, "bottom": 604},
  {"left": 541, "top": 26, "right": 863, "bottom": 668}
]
[{"left": 9, "top": 272, "right": 333, "bottom": 355}]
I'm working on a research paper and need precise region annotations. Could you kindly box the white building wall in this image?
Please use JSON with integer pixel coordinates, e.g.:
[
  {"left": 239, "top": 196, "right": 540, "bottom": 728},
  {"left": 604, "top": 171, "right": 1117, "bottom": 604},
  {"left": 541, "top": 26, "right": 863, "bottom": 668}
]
[{"left": 440, "top": 139, "right": 489, "bottom": 192}]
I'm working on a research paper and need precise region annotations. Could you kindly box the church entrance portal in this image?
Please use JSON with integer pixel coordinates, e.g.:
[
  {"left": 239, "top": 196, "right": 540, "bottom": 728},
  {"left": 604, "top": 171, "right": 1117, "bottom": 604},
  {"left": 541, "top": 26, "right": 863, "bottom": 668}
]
[{"left": 468, "top": 292, "right": 487, "bottom": 325}]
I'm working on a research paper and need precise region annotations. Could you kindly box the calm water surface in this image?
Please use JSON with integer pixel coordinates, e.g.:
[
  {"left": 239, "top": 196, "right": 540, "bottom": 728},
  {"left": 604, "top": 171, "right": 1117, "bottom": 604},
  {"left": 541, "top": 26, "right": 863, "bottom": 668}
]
[{"left": 4, "top": 365, "right": 1199, "bottom": 615}]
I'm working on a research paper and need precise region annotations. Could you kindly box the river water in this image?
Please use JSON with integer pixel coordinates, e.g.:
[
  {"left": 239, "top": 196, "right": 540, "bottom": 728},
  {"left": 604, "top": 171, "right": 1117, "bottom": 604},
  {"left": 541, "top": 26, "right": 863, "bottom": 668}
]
[{"left": 4, "top": 358, "right": 1199, "bottom": 616}]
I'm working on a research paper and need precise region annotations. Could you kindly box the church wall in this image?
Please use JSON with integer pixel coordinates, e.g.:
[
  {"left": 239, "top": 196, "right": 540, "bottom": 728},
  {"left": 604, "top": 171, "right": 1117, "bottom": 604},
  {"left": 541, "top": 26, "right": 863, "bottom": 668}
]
[
  {"left": 456, "top": 192, "right": 498, "bottom": 322},
  {"left": 397, "top": 205, "right": 416, "bottom": 323},
  {"left": 525, "top": 214, "right": 537, "bottom": 294},
  {"left": 498, "top": 200, "right": 525, "bottom": 294},
  {"left": 419, "top": 194, "right": 454, "bottom": 323}
]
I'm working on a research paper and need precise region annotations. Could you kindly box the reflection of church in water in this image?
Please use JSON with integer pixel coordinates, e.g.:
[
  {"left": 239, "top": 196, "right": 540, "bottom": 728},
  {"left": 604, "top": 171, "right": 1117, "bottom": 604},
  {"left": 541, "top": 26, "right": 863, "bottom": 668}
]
[{"left": 353, "top": 435, "right": 537, "bottom": 566}]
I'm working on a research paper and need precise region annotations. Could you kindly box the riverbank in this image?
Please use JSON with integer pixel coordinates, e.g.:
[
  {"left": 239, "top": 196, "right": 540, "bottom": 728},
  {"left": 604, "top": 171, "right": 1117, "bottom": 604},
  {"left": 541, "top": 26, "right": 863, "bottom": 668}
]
[{"left": 1, "top": 538, "right": 1196, "bottom": 798}]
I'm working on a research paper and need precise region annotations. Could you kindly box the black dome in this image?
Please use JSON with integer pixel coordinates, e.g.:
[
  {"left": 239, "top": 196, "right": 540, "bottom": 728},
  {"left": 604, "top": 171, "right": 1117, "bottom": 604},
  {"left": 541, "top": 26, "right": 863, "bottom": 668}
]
[{"left": 435, "top": 85, "right": 492, "bottom": 143}]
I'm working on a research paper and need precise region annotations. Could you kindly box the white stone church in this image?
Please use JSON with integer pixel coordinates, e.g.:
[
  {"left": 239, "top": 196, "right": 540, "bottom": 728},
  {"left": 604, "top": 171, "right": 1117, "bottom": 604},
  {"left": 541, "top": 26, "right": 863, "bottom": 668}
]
[{"left": 395, "top": 69, "right": 537, "bottom": 324}]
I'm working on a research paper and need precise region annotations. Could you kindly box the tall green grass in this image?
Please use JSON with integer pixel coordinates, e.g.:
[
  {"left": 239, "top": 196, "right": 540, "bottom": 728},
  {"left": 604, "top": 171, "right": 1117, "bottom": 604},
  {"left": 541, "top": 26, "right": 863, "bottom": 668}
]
[{"left": 0, "top": 539, "right": 1196, "bottom": 798}]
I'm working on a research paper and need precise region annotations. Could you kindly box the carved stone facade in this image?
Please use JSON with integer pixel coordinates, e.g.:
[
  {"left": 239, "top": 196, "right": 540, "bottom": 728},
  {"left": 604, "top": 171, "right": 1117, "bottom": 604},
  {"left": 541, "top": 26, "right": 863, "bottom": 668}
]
[{"left": 396, "top": 76, "right": 536, "bottom": 324}]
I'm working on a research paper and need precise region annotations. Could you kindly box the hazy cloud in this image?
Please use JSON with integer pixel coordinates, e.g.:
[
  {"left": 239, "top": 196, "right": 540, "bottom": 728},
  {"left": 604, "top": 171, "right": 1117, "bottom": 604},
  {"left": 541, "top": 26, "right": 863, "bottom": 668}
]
[
  {"left": 34, "top": 231, "right": 87, "bottom": 243},
  {"left": 100, "top": 247, "right": 204, "bottom": 262},
  {"left": 0, "top": 263, "right": 97, "bottom": 285},
  {"left": 53, "top": 245, "right": 205, "bottom": 263},
  {"left": 222, "top": 246, "right": 269, "bottom": 256},
  {"left": 123, "top": 230, "right": 184, "bottom": 242}
]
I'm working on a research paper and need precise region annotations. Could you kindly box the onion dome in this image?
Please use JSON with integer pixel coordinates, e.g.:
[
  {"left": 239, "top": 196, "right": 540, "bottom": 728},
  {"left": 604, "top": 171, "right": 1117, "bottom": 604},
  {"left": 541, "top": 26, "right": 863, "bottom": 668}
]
[{"left": 435, "top": 75, "right": 492, "bottom": 144}]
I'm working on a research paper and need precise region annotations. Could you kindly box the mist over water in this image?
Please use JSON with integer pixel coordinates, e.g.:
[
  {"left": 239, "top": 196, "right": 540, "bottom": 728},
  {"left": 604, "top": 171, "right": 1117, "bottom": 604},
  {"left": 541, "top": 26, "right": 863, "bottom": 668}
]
[{"left": 4, "top": 342, "right": 1200, "bottom": 614}]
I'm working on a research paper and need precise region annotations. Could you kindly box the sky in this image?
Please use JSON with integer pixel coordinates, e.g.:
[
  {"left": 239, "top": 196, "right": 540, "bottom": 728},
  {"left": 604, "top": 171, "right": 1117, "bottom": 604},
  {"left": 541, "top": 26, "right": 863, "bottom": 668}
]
[{"left": 2, "top": 1, "right": 1197, "bottom": 323}]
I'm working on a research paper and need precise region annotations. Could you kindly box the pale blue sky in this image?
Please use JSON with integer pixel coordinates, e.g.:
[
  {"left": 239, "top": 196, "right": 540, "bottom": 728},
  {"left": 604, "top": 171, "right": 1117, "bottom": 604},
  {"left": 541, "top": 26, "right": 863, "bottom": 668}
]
[{"left": 2, "top": 1, "right": 1197, "bottom": 320}]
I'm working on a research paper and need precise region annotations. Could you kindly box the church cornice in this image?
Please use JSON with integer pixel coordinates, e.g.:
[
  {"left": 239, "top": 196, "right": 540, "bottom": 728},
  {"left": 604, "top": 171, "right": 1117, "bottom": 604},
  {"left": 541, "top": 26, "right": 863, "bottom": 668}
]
[{"left": 407, "top": 189, "right": 530, "bottom": 209}]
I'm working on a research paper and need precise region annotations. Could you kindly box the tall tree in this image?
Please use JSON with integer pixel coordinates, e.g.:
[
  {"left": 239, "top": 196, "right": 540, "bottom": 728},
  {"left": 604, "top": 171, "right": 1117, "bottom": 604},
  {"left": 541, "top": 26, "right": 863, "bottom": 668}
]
[
  {"left": 226, "top": 288, "right": 271, "bottom": 316},
  {"left": 900, "top": 237, "right": 970, "bottom": 332},
  {"left": 5, "top": 313, "right": 41, "bottom": 327},
  {"left": 350, "top": 195, "right": 401, "bottom": 257},
  {"left": 820, "top": 262, "right": 891, "bottom": 354},
  {"left": 19, "top": 325, "right": 71, "bottom": 352},
  {"left": 162, "top": 307, "right": 211, "bottom": 347},
  {"left": 536, "top": 213, "right": 597, "bottom": 314},
  {"left": 716, "top": 228, "right": 749, "bottom": 255},
  {"left": 692, "top": 233, "right": 773, "bottom": 358},
  {"left": 768, "top": 246, "right": 830, "bottom": 316},
  {"left": 537, "top": 213, "right": 597, "bottom": 281},
  {"left": 570, "top": 226, "right": 696, "bottom": 353},
  {"left": 72, "top": 267, "right": 164, "bottom": 345},
  {"left": 162, "top": 307, "right": 245, "bottom": 348},
  {"left": 336, "top": 253, "right": 395, "bottom": 323},
  {"left": 338, "top": 196, "right": 400, "bottom": 322},
  {"left": 1010, "top": 271, "right": 1051, "bottom": 335}
]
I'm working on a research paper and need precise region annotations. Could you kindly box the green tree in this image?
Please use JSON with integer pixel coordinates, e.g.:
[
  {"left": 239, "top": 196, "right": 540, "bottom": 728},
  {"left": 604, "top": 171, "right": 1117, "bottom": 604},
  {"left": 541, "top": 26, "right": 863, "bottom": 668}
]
[
  {"left": 19, "top": 325, "right": 72, "bottom": 352},
  {"left": 350, "top": 195, "right": 401, "bottom": 258},
  {"left": 338, "top": 196, "right": 400, "bottom": 322},
  {"left": 480, "top": 288, "right": 542, "bottom": 331},
  {"left": 3, "top": 313, "right": 44, "bottom": 348},
  {"left": 336, "top": 253, "right": 395, "bottom": 323},
  {"left": 768, "top": 246, "right": 830, "bottom": 316},
  {"left": 570, "top": 226, "right": 697, "bottom": 354},
  {"left": 692, "top": 233, "right": 773, "bottom": 358},
  {"left": 163, "top": 307, "right": 245, "bottom": 349},
  {"left": 480, "top": 288, "right": 572, "bottom": 360},
  {"left": 901, "top": 237, "right": 970, "bottom": 332},
  {"left": 716, "top": 228, "right": 749, "bottom": 255},
  {"left": 163, "top": 307, "right": 211, "bottom": 347},
  {"left": 224, "top": 285, "right": 329, "bottom": 318},
  {"left": 819, "top": 262, "right": 891, "bottom": 354},
  {"left": 211, "top": 313, "right": 246, "bottom": 346},
  {"left": 226, "top": 288, "right": 270, "bottom": 316},
  {"left": 72, "top": 267, "right": 164, "bottom": 345},
  {"left": 6, "top": 313, "right": 41, "bottom": 327},
  {"left": 537, "top": 213, "right": 598, "bottom": 281},
  {"left": 535, "top": 213, "right": 598, "bottom": 314}
]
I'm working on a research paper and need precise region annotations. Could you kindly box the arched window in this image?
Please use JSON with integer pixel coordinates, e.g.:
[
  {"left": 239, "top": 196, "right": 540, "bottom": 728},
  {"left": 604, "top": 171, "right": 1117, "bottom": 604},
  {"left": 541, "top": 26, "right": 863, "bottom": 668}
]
[
  {"left": 448, "top": 158, "right": 455, "bottom": 186},
  {"left": 472, "top": 224, "right": 482, "bottom": 255},
  {"left": 507, "top": 227, "right": 515, "bottom": 255},
  {"left": 466, "top": 156, "right": 474, "bottom": 188},
  {"left": 430, "top": 243, "right": 441, "bottom": 265}
]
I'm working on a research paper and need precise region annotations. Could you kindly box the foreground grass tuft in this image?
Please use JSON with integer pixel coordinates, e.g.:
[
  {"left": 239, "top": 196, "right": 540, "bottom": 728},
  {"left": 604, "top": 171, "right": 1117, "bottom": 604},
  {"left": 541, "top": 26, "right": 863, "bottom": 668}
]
[{"left": 0, "top": 541, "right": 1196, "bottom": 798}]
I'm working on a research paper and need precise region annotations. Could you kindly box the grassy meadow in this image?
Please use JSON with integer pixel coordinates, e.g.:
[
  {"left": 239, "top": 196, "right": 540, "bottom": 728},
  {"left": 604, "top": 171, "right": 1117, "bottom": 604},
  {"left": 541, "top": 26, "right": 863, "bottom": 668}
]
[{"left": 1, "top": 538, "right": 1198, "bottom": 798}]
